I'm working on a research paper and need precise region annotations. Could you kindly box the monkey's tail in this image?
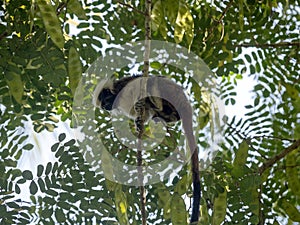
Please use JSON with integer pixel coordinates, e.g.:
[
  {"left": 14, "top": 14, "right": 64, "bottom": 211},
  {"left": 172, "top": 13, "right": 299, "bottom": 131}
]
[{"left": 190, "top": 148, "right": 201, "bottom": 223}]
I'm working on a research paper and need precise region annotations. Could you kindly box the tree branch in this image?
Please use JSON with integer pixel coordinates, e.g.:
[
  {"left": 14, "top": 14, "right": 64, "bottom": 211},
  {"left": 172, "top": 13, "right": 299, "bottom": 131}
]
[
  {"left": 143, "top": 0, "right": 151, "bottom": 77},
  {"left": 116, "top": 0, "right": 145, "bottom": 15},
  {"left": 259, "top": 139, "right": 300, "bottom": 174},
  {"left": 137, "top": 139, "right": 147, "bottom": 225},
  {"left": 136, "top": 1, "right": 152, "bottom": 225},
  {"left": 234, "top": 41, "right": 300, "bottom": 48}
]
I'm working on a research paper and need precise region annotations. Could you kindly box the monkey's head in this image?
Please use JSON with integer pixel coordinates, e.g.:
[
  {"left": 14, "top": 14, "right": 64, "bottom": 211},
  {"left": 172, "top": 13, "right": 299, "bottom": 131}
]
[
  {"left": 94, "top": 76, "right": 144, "bottom": 113},
  {"left": 93, "top": 78, "right": 116, "bottom": 110}
]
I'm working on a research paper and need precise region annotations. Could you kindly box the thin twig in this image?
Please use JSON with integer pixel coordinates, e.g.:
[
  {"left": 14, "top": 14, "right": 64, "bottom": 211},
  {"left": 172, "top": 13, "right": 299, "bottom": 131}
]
[
  {"left": 117, "top": 0, "right": 145, "bottom": 15},
  {"left": 204, "top": 0, "right": 234, "bottom": 42},
  {"left": 56, "top": 2, "right": 67, "bottom": 15},
  {"left": 258, "top": 139, "right": 300, "bottom": 174},
  {"left": 252, "top": 135, "right": 296, "bottom": 143},
  {"left": 234, "top": 41, "right": 300, "bottom": 48},
  {"left": 218, "top": 0, "right": 234, "bottom": 22}
]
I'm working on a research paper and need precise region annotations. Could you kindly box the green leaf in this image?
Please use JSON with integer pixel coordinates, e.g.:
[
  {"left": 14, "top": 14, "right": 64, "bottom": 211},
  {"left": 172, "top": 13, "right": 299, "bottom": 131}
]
[
  {"left": 163, "top": 0, "right": 179, "bottom": 24},
  {"left": 29, "top": 180, "right": 38, "bottom": 195},
  {"left": 238, "top": 0, "right": 244, "bottom": 30},
  {"left": 23, "top": 143, "right": 34, "bottom": 150},
  {"left": 36, "top": 0, "right": 64, "bottom": 49},
  {"left": 5, "top": 71, "right": 24, "bottom": 103},
  {"left": 174, "top": 1, "right": 194, "bottom": 49},
  {"left": 114, "top": 185, "right": 129, "bottom": 225},
  {"left": 37, "top": 165, "right": 44, "bottom": 177},
  {"left": 68, "top": 0, "right": 87, "bottom": 19},
  {"left": 64, "top": 139, "right": 76, "bottom": 146},
  {"left": 68, "top": 46, "right": 82, "bottom": 95},
  {"left": 38, "top": 178, "right": 46, "bottom": 192},
  {"left": 45, "top": 176, "right": 52, "bottom": 189},
  {"left": 151, "top": 0, "right": 163, "bottom": 31},
  {"left": 51, "top": 143, "right": 60, "bottom": 152},
  {"left": 45, "top": 162, "right": 52, "bottom": 175},
  {"left": 31, "top": 113, "right": 44, "bottom": 120},
  {"left": 22, "top": 170, "right": 33, "bottom": 180},
  {"left": 174, "top": 174, "right": 189, "bottom": 195},
  {"left": 46, "top": 189, "right": 58, "bottom": 197},
  {"left": 286, "top": 151, "right": 300, "bottom": 197},
  {"left": 244, "top": 54, "right": 252, "bottom": 63},
  {"left": 150, "top": 61, "right": 162, "bottom": 69},
  {"left": 171, "top": 193, "right": 188, "bottom": 225},
  {"left": 58, "top": 133, "right": 66, "bottom": 142},
  {"left": 232, "top": 140, "right": 249, "bottom": 177},
  {"left": 279, "top": 198, "right": 300, "bottom": 222},
  {"left": 41, "top": 207, "right": 53, "bottom": 218},
  {"left": 17, "top": 178, "right": 27, "bottom": 184},
  {"left": 283, "top": 83, "right": 299, "bottom": 99},
  {"left": 15, "top": 184, "right": 21, "bottom": 194}
]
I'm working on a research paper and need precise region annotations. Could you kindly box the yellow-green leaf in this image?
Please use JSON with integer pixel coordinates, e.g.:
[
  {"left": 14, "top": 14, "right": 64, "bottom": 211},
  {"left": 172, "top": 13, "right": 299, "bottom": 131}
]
[
  {"left": 174, "top": 174, "right": 190, "bottom": 195},
  {"left": 238, "top": 0, "right": 244, "bottom": 31},
  {"left": 115, "top": 184, "right": 129, "bottom": 225},
  {"left": 286, "top": 150, "right": 300, "bottom": 197},
  {"left": 5, "top": 71, "right": 24, "bottom": 103},
  {"left": 233, "top": 140, "right": 249, "bottom": 167},
  {"left": 157, "top": 183, "right": 172, "bottom": 220},
  {"left": 171, "top": 193, "right": 188, "bottom": 225},
  {"left": 212, "top": 189, "right": 227, "bottom": 225},
  {"left": 232, "top": 140, "right": 249, "bottom": 177},
  {"left": 249, "top": 187, "right": 259, "bottom": 223},
  {"left": 68, "top": 0, "right": 87, "bottom": 19},
  {"left": 36, "top": 0, "right": 64, "bottom": 49},
  {"left": 151, "top": 0, "right": 163, "bottom": 31},
  {"left": 199, "top": 203, "right": 209, "bottom": 225},
  {"left": 68, "top": 46, "right": 82, "bottom": 94},
  {"left": 174, "top": 1, "right": 194, "bottom": 49},
  {"left": 279, "top": 198, "right": 300, "bottom": 222},
  {"left": 282, "top": 82, "right": 299, "bottom": 99},
  {"left": 163, "top": 0, "right": 179, "bottom": 25}
]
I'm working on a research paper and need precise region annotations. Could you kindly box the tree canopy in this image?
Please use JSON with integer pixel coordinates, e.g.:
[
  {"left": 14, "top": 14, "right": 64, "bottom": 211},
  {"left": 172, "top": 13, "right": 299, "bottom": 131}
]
[{"left": 0, "top": 0, "right": 299, "bottom": 224}]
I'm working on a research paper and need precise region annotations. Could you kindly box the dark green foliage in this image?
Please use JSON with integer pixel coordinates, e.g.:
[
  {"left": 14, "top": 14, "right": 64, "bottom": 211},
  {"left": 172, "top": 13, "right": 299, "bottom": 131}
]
[{"left": 0, "top": 0, "right": 299, "bottom": 224}]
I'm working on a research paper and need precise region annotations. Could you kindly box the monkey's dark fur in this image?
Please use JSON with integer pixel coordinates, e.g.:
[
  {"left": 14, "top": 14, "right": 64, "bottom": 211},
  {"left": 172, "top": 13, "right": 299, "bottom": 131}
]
[{"left": 94, "top": 75, "right": 201, "bottom": 223}]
